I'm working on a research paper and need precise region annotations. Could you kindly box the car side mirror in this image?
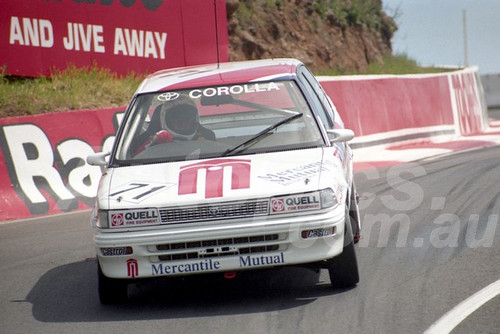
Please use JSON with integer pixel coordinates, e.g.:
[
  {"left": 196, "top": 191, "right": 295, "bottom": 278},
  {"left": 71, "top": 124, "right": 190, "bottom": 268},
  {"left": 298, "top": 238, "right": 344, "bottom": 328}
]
[
  {"left": 327, "top": 128, "right": 354, "bottom": 143},
  {"left": 87, "top": 152, "right": 110, "bottom": 166}
]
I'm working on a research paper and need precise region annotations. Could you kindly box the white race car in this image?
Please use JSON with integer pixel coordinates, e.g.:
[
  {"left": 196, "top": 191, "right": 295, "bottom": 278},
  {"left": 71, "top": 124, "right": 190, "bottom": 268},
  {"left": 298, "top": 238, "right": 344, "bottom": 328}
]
[{"left": 88, "top": 58, "right": 361, "bottom": 304}]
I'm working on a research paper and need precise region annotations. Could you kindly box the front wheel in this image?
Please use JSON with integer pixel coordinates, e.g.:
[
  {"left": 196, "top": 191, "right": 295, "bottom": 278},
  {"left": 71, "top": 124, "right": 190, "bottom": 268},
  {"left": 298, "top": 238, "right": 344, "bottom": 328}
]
[
  {"left": 327, "top": 216, "right": 360, "bottom": 288},
  {"left": 97, "top": 262, "right": 129, "bottom": 304}
]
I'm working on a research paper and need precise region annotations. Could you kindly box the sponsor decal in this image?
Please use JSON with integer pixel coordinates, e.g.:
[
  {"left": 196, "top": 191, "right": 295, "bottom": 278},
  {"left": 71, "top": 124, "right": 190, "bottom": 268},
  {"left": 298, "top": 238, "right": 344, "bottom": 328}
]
[
  {"left": 270, "top": 192, "right": 321, "bottom": 214},
  {"left": 302, "top": 227, "right": 335, "bottom": 239},
  {"left": 150, "top": 253, "right": 286, "bottom": 276},
  {"left": 270, "top": 198, "right": 285, "bottom": 213},
  {"left": 101, "top": 246, "right": 132, "bottom": 256},
  {"left": 332, "top": 146, "right": 344, "bottom": 163},
  {"left": 111, "top": 213, "right": 124, "bottom": 227},
  {"left": 109, "top": 209, "right": 160, "bottom": 228},
  {"left": 127, "top": 258, "right": 139, "bottom": 278},
  {"left": 239, "top": 252, "right": 285, "bottom": 267},
  {"left": 152, "top": 259, "right": 221, "bottom": 276},
  {"left": 188, "top": 82, "right": 279, "bottom": 99},
  {"left": 258, "top": 161, "right": 332, "bottom": 186},
  {"left": 178, "top": 158, "right": 251, "bottom": 198}
]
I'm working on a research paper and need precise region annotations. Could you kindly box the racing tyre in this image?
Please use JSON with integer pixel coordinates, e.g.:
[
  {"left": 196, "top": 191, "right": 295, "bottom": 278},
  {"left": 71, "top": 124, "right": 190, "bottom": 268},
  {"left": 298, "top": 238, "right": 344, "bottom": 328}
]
[
  {"left": 349, "top": 183, "right": 361, "bottom": 243},
  {"left": 327, "top": 216, "right": 360, "bottom": 289},
  {"left": 98, "top": 263, "right": 128, "bottom": 304}
]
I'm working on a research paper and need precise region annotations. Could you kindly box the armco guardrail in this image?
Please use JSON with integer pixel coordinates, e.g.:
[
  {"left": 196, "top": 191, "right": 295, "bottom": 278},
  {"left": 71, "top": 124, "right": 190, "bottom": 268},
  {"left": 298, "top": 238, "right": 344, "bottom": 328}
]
[{"left": 0, "top": 67, "right": 488, "bottom": 221}]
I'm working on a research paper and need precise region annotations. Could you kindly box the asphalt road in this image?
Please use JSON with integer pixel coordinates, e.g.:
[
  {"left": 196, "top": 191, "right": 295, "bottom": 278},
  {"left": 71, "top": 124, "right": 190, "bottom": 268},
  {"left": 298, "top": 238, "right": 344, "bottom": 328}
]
[{"left": 0, "top": 146, "right": 499, "bottom": 334}]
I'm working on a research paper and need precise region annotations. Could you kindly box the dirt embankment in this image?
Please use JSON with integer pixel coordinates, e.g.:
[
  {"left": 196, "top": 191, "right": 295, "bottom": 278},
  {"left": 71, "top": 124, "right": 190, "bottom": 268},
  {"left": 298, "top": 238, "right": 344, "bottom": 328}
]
[{"left": 226, "top": 0, "right": 396, "bottom": 73}]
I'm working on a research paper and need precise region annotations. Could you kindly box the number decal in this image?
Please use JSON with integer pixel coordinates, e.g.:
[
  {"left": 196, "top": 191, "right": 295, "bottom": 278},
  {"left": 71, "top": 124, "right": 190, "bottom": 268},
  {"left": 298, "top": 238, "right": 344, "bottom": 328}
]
[
  {"left": 110, "top": 183, "right": 148, "bottom": 197},
  {"left": 133, "top": 186, "right": 166, "bottom": 200},
  {"left": 109, "top": 182, "right": 174, "bottom": 203}
]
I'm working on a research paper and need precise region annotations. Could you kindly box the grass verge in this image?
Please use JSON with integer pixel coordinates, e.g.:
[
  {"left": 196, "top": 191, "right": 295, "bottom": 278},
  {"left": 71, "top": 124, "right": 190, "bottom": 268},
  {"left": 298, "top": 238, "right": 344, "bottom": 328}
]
[{"left": 0, "top": 65, "right": 143, "bottom": 118}]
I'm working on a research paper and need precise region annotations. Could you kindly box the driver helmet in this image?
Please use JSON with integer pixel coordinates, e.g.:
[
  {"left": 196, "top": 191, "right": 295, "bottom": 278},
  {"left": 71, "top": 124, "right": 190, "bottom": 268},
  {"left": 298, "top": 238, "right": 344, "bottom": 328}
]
[{"left": 159, "top": 95, "right": 199, "bottom": 140}]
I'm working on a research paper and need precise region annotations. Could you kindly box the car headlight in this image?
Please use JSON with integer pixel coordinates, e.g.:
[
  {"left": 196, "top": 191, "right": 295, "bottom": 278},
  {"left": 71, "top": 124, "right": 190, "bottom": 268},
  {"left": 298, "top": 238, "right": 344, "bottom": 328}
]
[
  {"left": 96, "top": 210, "right": 109, "bottom": 228},
  {"left": 319, "top": 188, "right": 339, "bottom": 209}
]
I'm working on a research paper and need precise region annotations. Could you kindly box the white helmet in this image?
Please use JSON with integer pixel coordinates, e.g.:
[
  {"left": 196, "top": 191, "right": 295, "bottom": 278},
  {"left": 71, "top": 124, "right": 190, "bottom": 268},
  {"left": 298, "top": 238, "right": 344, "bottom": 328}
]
[{"left": 159, "top": 96, "right": 199, "bottom": 140}]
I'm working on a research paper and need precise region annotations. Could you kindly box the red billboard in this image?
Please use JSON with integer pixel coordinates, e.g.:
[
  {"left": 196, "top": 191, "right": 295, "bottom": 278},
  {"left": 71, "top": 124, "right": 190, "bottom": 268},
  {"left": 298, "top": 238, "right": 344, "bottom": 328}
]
[
  {"left": 0, "top": 0, "right": 229, "bottom": 77},
  {"left": 0, "top": 107, "right": 122, "bottom": 221}
]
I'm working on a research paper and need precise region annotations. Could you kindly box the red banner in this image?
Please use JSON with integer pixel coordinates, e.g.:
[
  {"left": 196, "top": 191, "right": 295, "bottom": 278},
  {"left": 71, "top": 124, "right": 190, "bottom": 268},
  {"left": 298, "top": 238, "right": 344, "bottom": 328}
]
[
  {"left": 0, "top": 108, "right": 122, "bottom": 220},
  {"left": 0, "top": 0, "right": 229, "bottom": 77}
]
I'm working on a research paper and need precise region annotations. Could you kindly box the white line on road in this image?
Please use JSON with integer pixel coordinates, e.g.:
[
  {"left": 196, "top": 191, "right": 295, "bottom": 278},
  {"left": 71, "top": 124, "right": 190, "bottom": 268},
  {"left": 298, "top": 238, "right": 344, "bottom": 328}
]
[{"left": 424, "top": 279, "right": 500, "bottom": 334}]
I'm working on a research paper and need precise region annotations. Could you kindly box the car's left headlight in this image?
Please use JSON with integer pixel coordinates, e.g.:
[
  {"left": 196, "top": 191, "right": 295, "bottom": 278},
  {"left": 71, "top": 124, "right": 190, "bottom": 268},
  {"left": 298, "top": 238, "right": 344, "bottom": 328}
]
[{"left": 319, "top": 188, "right": 339, "bottom": 209}]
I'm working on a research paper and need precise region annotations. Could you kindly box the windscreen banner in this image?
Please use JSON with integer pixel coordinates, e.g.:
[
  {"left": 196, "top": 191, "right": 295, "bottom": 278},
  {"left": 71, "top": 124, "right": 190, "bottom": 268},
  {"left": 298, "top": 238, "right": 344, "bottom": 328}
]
[{"left": 0, "top": 0, "right": 229, "bottom": 77}]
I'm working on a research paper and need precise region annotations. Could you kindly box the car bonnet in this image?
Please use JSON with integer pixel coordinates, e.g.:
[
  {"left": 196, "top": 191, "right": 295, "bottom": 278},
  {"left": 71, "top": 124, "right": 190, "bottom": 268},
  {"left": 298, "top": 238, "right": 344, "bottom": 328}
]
[{"left": 97, "top": 148, "right": 344, "bottom": 210}]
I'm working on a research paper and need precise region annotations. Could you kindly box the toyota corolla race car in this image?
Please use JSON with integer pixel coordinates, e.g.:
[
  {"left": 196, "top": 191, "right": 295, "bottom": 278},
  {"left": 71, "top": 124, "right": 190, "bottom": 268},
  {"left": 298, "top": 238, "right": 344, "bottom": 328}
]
[{"left": 87, "top": 58, "right": 361, "bottom": 304}]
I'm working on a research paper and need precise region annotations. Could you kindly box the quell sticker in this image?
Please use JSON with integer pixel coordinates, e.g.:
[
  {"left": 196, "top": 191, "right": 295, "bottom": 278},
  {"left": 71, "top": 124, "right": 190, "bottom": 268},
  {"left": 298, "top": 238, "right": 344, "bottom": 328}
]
[
  {"left": 270, "top": 192, "right": 321, "bottom": 214},
  {"left": 109, "top": 209, "right": 160, "bottom": 228}
]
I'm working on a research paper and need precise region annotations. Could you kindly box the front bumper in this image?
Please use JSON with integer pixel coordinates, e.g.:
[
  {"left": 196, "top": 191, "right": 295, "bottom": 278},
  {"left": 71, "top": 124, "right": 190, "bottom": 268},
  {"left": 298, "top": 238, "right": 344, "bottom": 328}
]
[{"left": 95, "top": 206, "right": 346, "bottom": 279}]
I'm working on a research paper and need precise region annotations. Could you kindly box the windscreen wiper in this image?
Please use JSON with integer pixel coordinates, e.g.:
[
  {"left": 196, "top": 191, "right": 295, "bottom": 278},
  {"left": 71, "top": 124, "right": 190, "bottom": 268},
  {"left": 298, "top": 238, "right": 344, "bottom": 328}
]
[{"left": 222, "top": 112, "right": 303, "bottom": 157}]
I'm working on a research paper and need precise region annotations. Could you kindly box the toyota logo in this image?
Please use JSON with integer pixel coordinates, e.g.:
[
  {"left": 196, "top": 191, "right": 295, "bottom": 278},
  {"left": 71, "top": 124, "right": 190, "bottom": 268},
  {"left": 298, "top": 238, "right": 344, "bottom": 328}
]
[
  {"left": 208, "top": 207, "right": 220, "bottom": 217},
  {"left": 157, "top": 92, "right": 180, "bottom": 101}
]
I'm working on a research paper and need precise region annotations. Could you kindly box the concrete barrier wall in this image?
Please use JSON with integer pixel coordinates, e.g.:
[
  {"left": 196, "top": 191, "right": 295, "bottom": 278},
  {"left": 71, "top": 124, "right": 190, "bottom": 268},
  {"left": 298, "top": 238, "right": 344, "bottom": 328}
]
[
  {"left": 448, "top": 68, "right": 489, "bottom": 135},
  {"left": 481, "top": 74, "right": 500, "bottom": 108},
  {"left": 0, "top": 67, "right": 488, "bottom": 221},
  {"left": 318, "top": 66, "right": 488, "bottom": 144},
  {"left": 318, "top": 74, "right": 454, "bottom": 138}
]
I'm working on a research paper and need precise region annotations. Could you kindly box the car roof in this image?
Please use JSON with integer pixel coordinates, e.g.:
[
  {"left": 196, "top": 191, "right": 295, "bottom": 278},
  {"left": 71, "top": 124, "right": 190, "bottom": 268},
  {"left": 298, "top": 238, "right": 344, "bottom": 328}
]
[{"left": 135, "top": 58, "right": 304, "bottom": 94}]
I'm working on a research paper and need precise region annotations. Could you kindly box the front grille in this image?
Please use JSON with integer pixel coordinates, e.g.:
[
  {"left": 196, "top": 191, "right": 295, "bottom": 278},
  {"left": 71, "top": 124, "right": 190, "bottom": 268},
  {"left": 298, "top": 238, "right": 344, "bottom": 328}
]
[
  {"left": 151, "top": 233, "right": 286, "bottom": 262},
  {"left": 159, "top": 199, "right": 269, "bottom": 224}
]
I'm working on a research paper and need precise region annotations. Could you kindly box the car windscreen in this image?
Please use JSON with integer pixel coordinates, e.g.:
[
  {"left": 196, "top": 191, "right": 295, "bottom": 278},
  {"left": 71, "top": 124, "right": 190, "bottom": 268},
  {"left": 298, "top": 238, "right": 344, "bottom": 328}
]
[{"left": 112, "top": 80, "right": 324, "bottom": 165}]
